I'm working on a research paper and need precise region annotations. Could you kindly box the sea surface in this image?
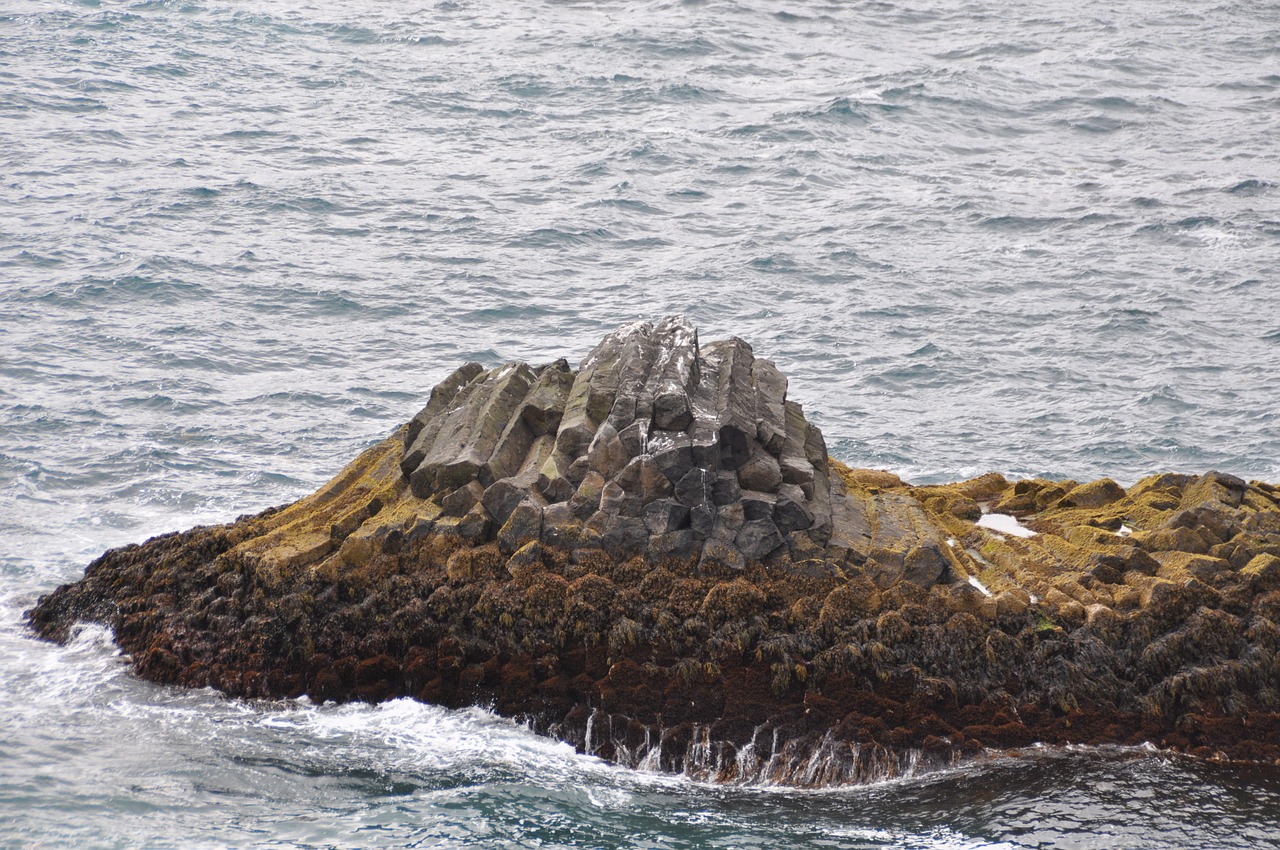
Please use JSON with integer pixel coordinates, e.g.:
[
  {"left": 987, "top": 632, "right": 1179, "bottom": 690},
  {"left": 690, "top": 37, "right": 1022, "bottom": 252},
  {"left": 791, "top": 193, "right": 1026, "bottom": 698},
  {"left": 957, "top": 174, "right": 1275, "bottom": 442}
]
[{"left": 3, "top": 0, "right": 1280, "bottom": 846}]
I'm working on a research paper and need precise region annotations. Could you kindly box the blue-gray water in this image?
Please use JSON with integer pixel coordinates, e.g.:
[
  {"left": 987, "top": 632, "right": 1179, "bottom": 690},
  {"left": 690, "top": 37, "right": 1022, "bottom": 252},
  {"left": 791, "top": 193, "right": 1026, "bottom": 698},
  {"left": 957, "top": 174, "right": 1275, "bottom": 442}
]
[{"left": 3, "top": 1, "right": 1280, "bottom": 847}]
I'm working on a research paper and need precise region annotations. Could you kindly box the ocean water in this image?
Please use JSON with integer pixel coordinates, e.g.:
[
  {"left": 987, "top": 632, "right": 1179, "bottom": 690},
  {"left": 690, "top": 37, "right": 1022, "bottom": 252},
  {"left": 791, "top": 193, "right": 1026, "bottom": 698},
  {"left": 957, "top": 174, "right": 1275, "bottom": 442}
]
[{"left": 2, "top": 0, "right": 1280, "bottom": 846}]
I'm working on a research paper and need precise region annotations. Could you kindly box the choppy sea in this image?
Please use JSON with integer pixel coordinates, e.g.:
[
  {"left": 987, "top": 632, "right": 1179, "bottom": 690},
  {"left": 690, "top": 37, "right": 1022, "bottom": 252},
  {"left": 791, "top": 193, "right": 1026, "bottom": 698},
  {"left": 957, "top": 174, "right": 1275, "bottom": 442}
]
[{"left": 3, "top": 1, "right": 1280, "bottom": 846}]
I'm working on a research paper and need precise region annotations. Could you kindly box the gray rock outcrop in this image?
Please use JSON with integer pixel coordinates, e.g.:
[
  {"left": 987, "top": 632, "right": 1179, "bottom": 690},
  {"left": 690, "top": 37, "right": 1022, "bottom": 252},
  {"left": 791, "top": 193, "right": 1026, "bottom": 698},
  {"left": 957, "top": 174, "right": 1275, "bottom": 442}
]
[{"left": 399, "top": 317, "right": 842, "bottom": 568}]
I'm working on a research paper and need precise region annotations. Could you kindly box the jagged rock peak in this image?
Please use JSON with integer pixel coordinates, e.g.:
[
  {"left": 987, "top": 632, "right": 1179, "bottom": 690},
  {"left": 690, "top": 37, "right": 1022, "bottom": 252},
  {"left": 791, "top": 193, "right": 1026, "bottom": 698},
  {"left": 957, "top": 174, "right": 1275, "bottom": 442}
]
[{"left": 397, "top": 317, "right": 837, "bottom": 567}]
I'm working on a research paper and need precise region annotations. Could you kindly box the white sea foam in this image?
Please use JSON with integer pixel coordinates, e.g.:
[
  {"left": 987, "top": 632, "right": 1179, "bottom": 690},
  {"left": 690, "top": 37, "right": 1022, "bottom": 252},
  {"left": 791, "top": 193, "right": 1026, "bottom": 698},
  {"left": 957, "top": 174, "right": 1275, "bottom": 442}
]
[{"left": 828, "top": 826, "right": 1019, "bottom": 850}]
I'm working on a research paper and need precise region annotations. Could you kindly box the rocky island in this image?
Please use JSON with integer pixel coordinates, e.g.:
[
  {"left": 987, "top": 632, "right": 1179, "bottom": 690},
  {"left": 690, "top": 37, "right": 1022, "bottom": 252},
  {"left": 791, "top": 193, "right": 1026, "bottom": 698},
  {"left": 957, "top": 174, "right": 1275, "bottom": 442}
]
[{"left": 29, "top": 318, "right": 1280, "bottom": 785}]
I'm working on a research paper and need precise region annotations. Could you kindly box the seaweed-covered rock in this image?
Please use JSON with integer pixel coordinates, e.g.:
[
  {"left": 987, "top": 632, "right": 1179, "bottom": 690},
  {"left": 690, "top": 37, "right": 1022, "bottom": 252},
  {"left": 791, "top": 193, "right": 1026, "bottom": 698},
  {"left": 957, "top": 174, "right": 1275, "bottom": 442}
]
[{"left": 26, "top": 318, "right": 1280, "bottom": 787}]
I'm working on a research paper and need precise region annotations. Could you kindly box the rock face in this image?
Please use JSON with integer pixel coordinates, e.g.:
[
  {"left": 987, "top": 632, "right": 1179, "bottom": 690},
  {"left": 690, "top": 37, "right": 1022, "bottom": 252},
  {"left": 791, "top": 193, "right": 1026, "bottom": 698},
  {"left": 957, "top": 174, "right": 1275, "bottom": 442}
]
[
  {"left": 396, "top": 317, "right": 839, "bottom": 571},
  {"left": 26, "top": 318, "right": 1280, "bottom": 786}
]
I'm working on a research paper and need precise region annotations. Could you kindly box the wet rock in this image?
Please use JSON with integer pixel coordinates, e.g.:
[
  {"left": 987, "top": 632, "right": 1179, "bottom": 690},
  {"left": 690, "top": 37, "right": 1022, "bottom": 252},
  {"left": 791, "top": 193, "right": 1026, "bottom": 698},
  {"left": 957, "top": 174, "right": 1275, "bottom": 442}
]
[
  {"left": 774, "top": 484, "right": 814, "bottom": 533},
  {"left": 736, "top": 518, "right": 784, "bottom": 561},
  {"left": 649, "top": 430, "right": 694, "bottom": 483},
  {"left": 653, "top": 389, "right": 693, "bottom": 432},
  {"left": 689, "top": 504, "right": 716, "bottom": 539},
  {"left": 1243, "top": 554, "right": 1280, "bottom": 591},
  {"left": 738, "top": 450, "right": 782, "bottom": 493},
  {"left": 649, "top": 530, "right": 695, "bottom": 561},
  {"left": 752, "top": 358, "right": 788, "bottom": 456},
  {"left": 506, "top": 540, "right": 546, "bottom": 579},
  {"left": 458, "top": 502, "right": 493, "bottom": 542},
  {"left": 643, "top": 499, "right": 690, "bottom": 535},
  {"left": 703, "top": 338, "right": 757, "bottom": 471},
  {"left": 521, "top": 360, "right": 574, "bottom": 437},
  {"left": 903, "top": 543, "right": 949, "bottom": 588},
  {"left": 688, "top": 425, "right": 720, "bottom": 470},
  {"left": 570, "top": 471, "right": 606, "bottom": 521},
  {"left": 711, "top": 471, "right": 741, "bottom": 506},
  {"left": 482, "top": 478, "right": 528, "bottom": 526},
  {"left": 674, "top": 468, "right": 713, "bottom": 508},
  {"left": 615, "top": 455, "right": 672, "bottom": 502},
  {"left": 31, "top": 317, "right": 1280, "bottom": 790},
  {"left": 498, "top": 499, "right": 542, "bottom": 554},
  {"left": 738, "top": 491, "right": 776, "bottom": 524}
]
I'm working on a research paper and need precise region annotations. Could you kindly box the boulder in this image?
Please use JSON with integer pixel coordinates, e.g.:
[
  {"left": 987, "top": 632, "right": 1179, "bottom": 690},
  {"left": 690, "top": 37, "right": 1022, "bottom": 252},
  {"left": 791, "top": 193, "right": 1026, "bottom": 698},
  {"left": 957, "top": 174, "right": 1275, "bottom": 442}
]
[
  {"left": 643, "top": 499, "right": 690, "bottom": 535},
  {"left": 1060, "top": 478, "right": 1126, "bottom": 509},
  {"left": 736, "top": 518, "right": 784, "bottom": 561},
  {"left": 903, "top": 543, "right": 950, "bottom": 588}
]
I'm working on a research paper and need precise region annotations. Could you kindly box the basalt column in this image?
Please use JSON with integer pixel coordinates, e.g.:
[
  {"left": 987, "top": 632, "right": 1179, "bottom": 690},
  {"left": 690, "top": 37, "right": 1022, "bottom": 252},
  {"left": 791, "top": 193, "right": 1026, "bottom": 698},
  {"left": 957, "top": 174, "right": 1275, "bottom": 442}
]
[{"left": 396, "top": 317, "right": 845, "bottom": 569}]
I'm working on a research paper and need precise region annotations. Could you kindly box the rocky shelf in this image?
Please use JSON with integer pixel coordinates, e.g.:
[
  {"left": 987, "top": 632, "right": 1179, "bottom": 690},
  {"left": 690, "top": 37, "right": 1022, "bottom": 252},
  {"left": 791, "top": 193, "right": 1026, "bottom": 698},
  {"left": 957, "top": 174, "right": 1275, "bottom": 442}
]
[{"left": 28, "top": 318, "right": 1280, "bottom": 785}]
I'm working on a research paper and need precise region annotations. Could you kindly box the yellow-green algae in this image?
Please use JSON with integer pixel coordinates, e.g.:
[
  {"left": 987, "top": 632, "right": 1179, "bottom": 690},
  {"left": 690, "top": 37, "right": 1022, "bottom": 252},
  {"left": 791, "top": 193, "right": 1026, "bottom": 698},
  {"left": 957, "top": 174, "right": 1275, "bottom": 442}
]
[{"left": 217, "top": 442, "right": 1280, "bottom": 638}]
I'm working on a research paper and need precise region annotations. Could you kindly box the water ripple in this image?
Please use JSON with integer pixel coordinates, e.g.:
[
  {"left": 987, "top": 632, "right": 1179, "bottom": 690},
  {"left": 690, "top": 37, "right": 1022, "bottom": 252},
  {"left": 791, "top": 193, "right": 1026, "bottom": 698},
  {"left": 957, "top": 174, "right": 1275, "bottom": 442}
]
[{"left": 4, "top": 0, "right": 1280, "bottom": 845}]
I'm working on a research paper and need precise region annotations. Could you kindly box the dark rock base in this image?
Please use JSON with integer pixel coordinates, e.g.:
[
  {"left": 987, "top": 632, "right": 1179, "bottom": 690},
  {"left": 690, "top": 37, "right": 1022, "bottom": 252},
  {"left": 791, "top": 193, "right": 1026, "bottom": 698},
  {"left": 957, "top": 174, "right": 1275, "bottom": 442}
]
[
  {"left": 29, "top": 498, "right": 1280, "bottom": 784},
  {"left": 26, "top": 319, "right": 1280, "bottom": 784}
]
